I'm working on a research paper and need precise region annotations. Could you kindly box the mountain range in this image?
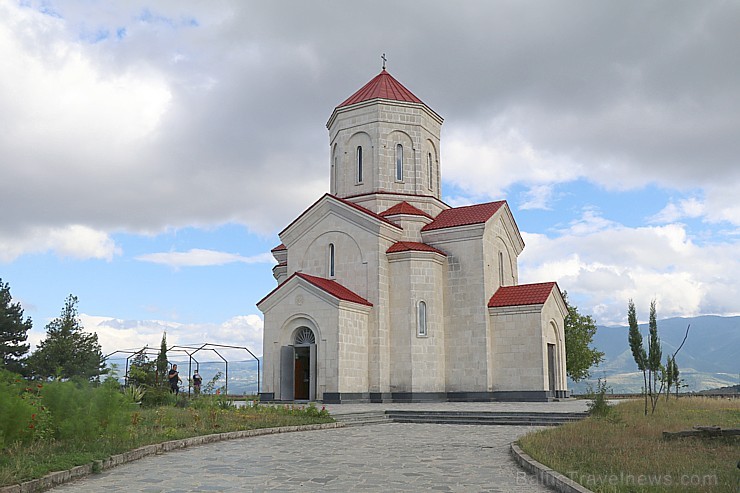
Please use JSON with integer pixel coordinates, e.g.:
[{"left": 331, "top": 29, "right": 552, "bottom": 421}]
[{"left": 569, "top": 315, "right": 739, "bottom": 394}]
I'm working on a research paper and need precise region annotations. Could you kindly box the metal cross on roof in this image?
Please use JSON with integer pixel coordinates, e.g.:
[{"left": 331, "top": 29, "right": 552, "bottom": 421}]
[{"left": 381, "top": 53, "right": 387, "bottom": 70}]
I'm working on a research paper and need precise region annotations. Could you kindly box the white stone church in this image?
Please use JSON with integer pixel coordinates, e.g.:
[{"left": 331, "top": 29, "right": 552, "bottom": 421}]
[{"left": 257, "top": 68, "right": 568, "bottom": 403}]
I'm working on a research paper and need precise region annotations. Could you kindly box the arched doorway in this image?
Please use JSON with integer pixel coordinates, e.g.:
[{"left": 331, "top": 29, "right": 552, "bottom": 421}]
[{"left": 279, "top": 326, "right": 317, "bottom": 401}]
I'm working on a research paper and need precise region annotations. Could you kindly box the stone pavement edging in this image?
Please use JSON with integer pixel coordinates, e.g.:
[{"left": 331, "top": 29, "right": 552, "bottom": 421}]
[
  {"left": 510, "top": 442, "right": 594, "bottom": 493},
  {"left": 0, "top": 422, "right": 345, "bottom": 493}
]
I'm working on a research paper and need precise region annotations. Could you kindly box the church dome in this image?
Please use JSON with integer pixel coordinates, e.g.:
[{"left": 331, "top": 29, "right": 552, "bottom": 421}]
[{"left": 336, "top": 69, "right": 424, "bottom": 108}]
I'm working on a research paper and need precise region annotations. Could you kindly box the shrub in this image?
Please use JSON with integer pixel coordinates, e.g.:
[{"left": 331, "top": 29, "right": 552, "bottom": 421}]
[
  {"left": 586, "top": 378, "right": 612, "bottom": 418},
  {"left": 0, "top": 371, "right": 37, "bottom": 448}
]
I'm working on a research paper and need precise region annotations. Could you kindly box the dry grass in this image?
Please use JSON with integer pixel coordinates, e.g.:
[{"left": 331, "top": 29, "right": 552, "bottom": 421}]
[{"left": 518, "top": 397, "right": 740, "bottom": 492}]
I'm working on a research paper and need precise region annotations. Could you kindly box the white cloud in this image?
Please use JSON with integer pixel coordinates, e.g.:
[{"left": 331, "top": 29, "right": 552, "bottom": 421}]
[
  {"left": 75, "top": 314, "right": 264, "bottom": 358},
  {"left": 650, "top": 197, "right": 706, "bottom": 224},
  {"left": 519, "top": 185, "right": 554, "bottom": 210},
  {"left": 520, "top": 211, "right": 740, "bottom": 325},
  {"left": 443, "top": 121, "right": 581, "bottom": 201},
  {"left": 0, "top": 225, "right": 119, "bottom": 262},
  {"left": 135, "top": 249, "right": 275, "bottom": 268}
]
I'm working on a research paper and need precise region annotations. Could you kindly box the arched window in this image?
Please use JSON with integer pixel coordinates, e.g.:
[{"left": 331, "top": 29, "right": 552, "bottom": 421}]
[
  {"left": 396, "top": 144, "right": 403, "bottom": 181},
  {"left": 356, "top": 146, "right": 363, "bottom": 183},
  {"left": 417, "top": 301, "right": 427, "bottom": 337},
  {"left": 328, "top": 243, "right": 335, "bottom": 277},
  {"left": 498, "top": 251, "right": 504, "bottom": 286},
  {"left": 428, "top": 152, "right": 433, "bottom": 190},
  {"left": 294, "top": 327, "right": 316, "bottom": 345}
]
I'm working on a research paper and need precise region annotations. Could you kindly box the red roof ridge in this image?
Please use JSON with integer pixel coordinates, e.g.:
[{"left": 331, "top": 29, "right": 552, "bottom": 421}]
[
  {"left": 258, "top": 272, "right": 373, "bottom": 307},
  {"left": 271, "top": 243, "right": 287, "bottom": 252},
  {"left": 386, "top": 241, "right": 446, "bottom": 256},
  {"left": 280, "top": 193, "right": 401, "bottom": 237},
  {"left": 422, "top": 200, "right": 507, "bottom": 232},
  {"left": 488, "top": 282, "right": 559, "bottom": 308},
  {"left": 296, "top": 273, "right": 373, "bottom": 306},
  {"left": 337, "top": 70, "right": 424, "bottom": 108},
  {"left": 331, "top": 194, "right": 402, "bottom": 229},
  {"left": 380, "top": 201, "right": 433, "bottom": 219}
]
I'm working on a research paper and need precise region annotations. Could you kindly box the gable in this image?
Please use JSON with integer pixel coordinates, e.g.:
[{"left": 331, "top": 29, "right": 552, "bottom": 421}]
[
  {"left": 280, "top": 193, "right": 402, "bottom": 248},
  {"left": 257, "top": 272, "right": 372, "bottom": 312}
]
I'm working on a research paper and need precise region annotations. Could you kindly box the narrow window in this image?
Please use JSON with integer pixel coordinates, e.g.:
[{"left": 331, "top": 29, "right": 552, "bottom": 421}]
[
  {"left": 329, "top": 243, "right": 335, "bottom": 277},
  {"left": 331, "top": 156, "right": 337, "bottom": 194},
  {"left": 396, "top": 144, "right": 403, "bottom": 181},
  {"left": 417, "top": 301, "right": 427, "bottom": 337},
  {"left": 428, "top": 153, "right": 433, "bottom": 190},
  {"left": 498, "top": 251, "right": 504, "bottom": 286},
  {"left": 356, "top": 146, "right": 363, "bottom": 183}
]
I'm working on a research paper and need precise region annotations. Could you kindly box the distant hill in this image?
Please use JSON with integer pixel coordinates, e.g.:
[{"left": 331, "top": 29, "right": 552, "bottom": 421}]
[{"left": 570, "top": 315, "right": 740, "bottom": 394}]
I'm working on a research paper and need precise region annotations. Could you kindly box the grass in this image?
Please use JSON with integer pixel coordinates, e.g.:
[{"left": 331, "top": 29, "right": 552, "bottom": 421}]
[
  {"left": 518, "top": 397, "right": 740, "bottom": 492},
  {"left": 0, "top": 400, "right": 334, "bottom": 487}
]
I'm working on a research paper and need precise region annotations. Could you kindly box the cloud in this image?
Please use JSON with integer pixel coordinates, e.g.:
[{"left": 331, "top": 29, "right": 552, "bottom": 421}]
[
  {"left": 71, "top": 314, "right": 264, "bottom": 358},
  {"left": 519, "top": 185, "right": 554, "bottom": 211},
  {"left": 0, "top": 225, "right": 119, "bottom": 262},
  {"left": 650, "top": 198, "right": 705, "bottom": 224},
  {"left": 135, "top": 249, "right": 274, "bottom": 268},
  {"left": 1, "top": 1, "right": 738, "bottom": 248},
  {"left": 519, "top": 211, "right": 740, "bottom": 325}
]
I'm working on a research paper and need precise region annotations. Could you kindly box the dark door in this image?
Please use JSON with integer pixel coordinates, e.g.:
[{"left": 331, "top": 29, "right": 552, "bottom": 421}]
[
  {"left": 294, "top": 346, "right": 310, "bottom": 400},
  {"left": 547, "top": 343, "right": 556, "bottom": 396}
]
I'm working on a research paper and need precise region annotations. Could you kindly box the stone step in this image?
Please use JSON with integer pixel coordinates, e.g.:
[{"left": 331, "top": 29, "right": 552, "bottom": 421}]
[
  {"left": 332, "top": 411, "right": 391, "bottom": 427},
  {"left": 383, "top": 410, "right": 587, "bottom": 426}
]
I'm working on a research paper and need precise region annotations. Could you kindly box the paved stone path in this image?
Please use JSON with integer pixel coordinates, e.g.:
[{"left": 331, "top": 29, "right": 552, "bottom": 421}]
[{"left": 53, "top": 422, "right": 555, "bottom": 492}]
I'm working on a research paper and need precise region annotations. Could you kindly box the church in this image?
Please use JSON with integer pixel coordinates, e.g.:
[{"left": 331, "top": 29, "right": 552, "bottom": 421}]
[{"left": 257, "top": 67, "right": 568, "bottom": 403}]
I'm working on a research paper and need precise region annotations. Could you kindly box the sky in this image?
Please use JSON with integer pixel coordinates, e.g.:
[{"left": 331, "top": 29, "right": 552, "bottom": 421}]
[{"left": 1, "top": 1, "right": 739, "bottom": 361}]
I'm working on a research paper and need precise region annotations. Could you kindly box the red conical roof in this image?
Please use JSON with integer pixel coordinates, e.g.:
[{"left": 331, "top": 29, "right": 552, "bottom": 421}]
[{"left": 337, "top": 70, "right": 424, "bottom": 108}]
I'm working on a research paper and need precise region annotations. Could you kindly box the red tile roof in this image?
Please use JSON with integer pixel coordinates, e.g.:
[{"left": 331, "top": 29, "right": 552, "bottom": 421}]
[
  {"left": 422, "top": 201, "right": 507, "bottom": 232},
  {"left": 386, "top": 241, "right": 446, "bottom": 256},
  {"left": 380, "top": 201, "right": 433, "bottom": 219},
  {"left": 338, "top": 70, "right": 424, "bottom": 108},
  {"left": 297, "top": 273, "right": 372, "bottom": 306},
  {"left": 271, "top": 243, "right": 287, "bottom": 252},
  {"left": 258, "top": 272, "right": 373, "bottom": 307},
  {"left": 488, "top": 282, "right": 559, "bottom": 308}
]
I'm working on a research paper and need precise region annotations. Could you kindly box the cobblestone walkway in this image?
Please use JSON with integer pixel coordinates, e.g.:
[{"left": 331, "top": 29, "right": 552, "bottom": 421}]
[{"left": 53, "top": 423, "right": 554, "bottom": 492}]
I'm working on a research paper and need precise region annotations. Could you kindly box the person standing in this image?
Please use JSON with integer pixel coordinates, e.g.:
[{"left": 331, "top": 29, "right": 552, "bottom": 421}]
[
  {"left": 193, "top": 370, "right": 203, "bottom": 395},
  {"left": 168, "top": 364, "right": 181, "bottom": 395}
]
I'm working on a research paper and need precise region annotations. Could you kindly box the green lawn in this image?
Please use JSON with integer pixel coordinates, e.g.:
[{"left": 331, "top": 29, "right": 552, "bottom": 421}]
[{"left": 1, "top": 401, "right": 333, "bottom": 486}]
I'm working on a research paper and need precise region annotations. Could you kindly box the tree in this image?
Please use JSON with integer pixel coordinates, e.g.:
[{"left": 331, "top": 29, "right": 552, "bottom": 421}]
[
  {"left": 647, "top": 300, "right": 664, "bottom": 413},
  {"left": 0, "top": 279, "right": 33, "bottom": 373},
  {"left": 563, "top": 292, "right": 604, "bottom": 382},
  {"left": 627, "top": 299, "right": 648, "bottom": 416},
  {"left": 155, "top": 331, "right": 168, "bottom": 387},
  {"left": 26, "top": 295, "right": 106, "bottom": 381},
  {"left": 128, "top": 347, "right": 155, "bottom": 387}
]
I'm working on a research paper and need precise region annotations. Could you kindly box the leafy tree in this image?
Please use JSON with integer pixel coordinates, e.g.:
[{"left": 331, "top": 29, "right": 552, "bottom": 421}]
[
  {"left": 26, "top": 295, "right": 106, "bottom": 381},
  {"left": 155, "top": 332, "right": 168, "bottom": 387},
  {"left": 128, "top": 347, "right": 156, "bottom": 387},
  {"left": 563, "top": 292, "right": 604, "bottom": 382},
  {"left": 0, "top": 279, "right": 32, "bottom": 373},
  {"left": 627, "top": 299, "right": 648, "bottom": 416}
]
